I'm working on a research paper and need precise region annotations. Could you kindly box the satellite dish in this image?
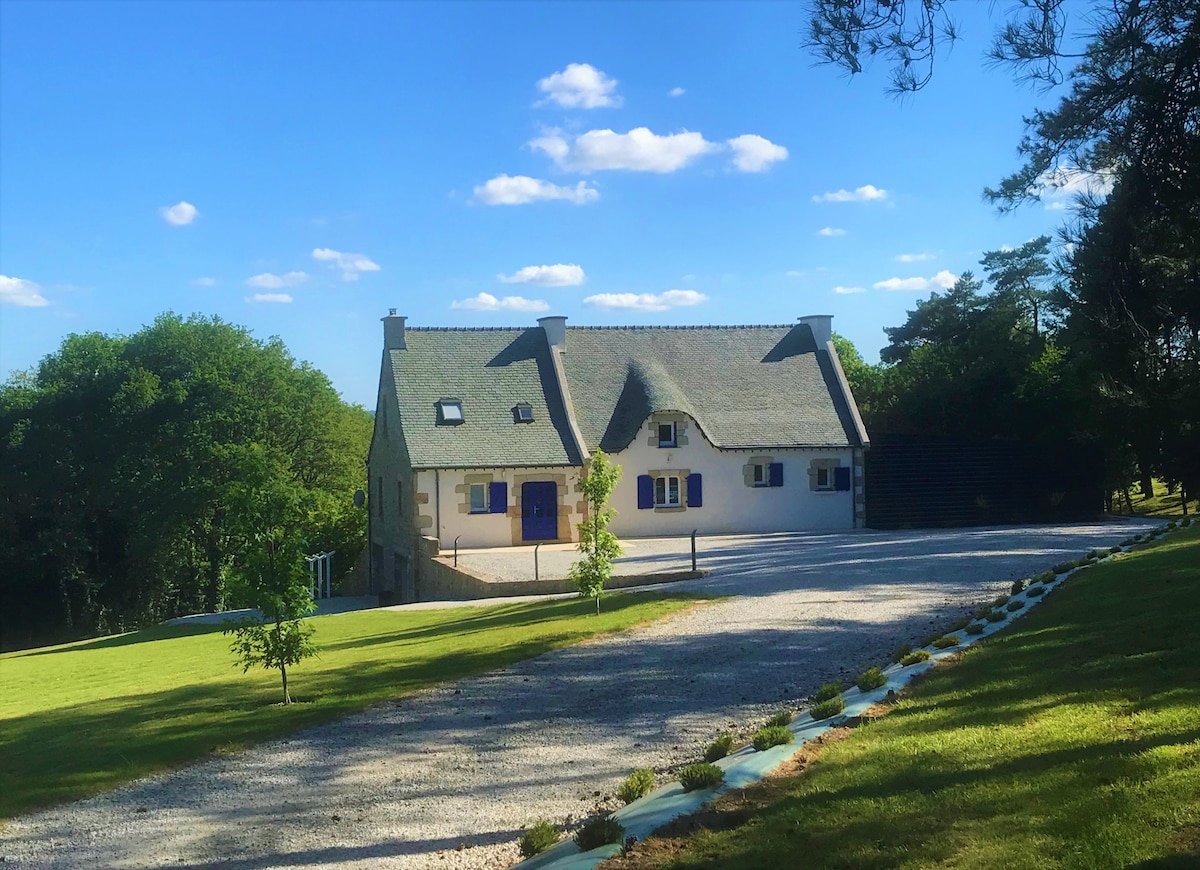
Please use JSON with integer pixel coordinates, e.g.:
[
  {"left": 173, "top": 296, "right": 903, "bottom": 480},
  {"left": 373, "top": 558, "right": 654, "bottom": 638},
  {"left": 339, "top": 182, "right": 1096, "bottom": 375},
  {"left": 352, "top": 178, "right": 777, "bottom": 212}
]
[{"left": 353, "top": 489, "right": 365, "bottom": 508}]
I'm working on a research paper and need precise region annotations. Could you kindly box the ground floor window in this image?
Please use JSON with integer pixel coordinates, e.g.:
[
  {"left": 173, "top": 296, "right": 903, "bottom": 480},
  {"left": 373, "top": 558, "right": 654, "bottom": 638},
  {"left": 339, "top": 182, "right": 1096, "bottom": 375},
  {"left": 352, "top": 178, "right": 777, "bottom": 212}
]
[
  {"left": 655, "top": 475, "right": 681, "bottom": 507},
  {"left": 469, "top": 482, "right": 488, "bottom": 513},
  {"left": 815, "top": 466, "right": 833, "bottom": 491}
]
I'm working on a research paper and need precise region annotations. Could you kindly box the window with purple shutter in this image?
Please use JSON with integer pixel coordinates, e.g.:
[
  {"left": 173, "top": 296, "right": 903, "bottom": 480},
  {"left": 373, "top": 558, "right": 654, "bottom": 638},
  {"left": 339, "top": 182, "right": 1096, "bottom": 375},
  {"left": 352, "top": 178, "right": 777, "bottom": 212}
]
[
  {"left": 489, "top": 481, "right": 507, "bottom": 513},
  {"left": 769, "top": 463, "right": 784, "bottom": 487},
  {"left": 637, "top": 474, "right": 654, "bottom": 509},
  {"left": 686, "top": 473, "right": 703, "bottom": 508}
]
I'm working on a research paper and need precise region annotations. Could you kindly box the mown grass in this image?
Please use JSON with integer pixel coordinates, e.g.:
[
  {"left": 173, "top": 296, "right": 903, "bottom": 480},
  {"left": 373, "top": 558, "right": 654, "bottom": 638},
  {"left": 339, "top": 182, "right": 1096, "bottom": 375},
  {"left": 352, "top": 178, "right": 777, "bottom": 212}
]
[
  {"left": 0, "top": 593, "right": 700, "bottom": 820},
  {"left": 1126, "top": 478, "right": 1197, "bottom": 517},
  {"left": 639, "top": 528, "right": 1200, "bottom": 870}
]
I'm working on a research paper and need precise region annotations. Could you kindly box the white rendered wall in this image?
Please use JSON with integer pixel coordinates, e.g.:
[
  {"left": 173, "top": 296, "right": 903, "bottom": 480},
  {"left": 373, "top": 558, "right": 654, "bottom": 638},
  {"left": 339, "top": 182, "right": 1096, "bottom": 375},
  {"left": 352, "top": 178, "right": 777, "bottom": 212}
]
[
  {"left": 417, "top": 466, "right": 582, "bottom": 549},
  {"left": 605, "top": 415, "right": 855, "bottom": 538}
]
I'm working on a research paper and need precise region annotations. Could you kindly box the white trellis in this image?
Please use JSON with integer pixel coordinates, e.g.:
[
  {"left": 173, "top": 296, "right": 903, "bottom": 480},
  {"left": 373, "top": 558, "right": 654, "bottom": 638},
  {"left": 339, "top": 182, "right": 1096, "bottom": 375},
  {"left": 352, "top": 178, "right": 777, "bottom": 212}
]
[{"left": 306, "top": 550, "right": 336, "bottom": 600}]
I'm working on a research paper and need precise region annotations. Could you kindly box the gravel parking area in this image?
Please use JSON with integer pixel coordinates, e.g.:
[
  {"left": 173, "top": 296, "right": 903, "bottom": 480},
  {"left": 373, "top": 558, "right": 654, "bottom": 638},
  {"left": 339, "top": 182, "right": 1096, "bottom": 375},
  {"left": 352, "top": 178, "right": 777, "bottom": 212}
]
[{"left": 2, "top": 520, "right": 1157, "bottom": 870}]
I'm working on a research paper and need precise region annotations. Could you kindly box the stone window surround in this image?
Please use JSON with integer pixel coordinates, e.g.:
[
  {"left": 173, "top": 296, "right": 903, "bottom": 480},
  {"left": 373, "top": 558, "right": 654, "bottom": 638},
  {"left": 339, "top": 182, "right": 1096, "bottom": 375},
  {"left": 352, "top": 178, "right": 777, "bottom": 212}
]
[
  {"left": 647, "top": 467, "right": 691, "bottom": 511},
  {"left": 808, "top": 457, "right": 842, "bottom": 493},
  {"left": 743, "top": 455, "right": 774, "bottom": 488},
  {"left": 646, "top": 412, "right": 691, "bottom": 448},
  {"left": 456, "top": 472, "right": 494, "bottom": 515}
]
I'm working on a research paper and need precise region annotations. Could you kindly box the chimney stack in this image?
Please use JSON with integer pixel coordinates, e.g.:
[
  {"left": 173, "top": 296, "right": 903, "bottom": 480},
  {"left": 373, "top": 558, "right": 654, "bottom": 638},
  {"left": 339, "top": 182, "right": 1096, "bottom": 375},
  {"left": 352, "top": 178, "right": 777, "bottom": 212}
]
[
  {"left": 383, "top": 310, "right": 407, "bottom": 350},
  {"left": 538, "top": 315, "right": 567, "bottom": 350},
  {"left": 799, "top": 314, "right": 833, "bottom": 347}
]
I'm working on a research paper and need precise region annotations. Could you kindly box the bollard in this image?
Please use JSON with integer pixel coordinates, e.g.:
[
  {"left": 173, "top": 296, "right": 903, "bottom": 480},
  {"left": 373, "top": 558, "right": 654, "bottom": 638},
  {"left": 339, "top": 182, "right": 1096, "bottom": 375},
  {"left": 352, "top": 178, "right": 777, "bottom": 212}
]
[
  {"left": 691, "top": 529, "right": 698, "bottom": 573},
  {"left": 454, "top": 535, "right": 461, "bottom": 568},
  {"left": 535, "top": 542, "right": 542, "bottom": 583}
]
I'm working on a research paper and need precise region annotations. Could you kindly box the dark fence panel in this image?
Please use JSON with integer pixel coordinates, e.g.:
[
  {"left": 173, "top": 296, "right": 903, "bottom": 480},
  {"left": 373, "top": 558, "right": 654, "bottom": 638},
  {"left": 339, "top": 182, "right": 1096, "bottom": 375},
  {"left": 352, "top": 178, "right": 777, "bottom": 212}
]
[{"left": 864, "top": 435, "right": 1105, "bottom": 530}]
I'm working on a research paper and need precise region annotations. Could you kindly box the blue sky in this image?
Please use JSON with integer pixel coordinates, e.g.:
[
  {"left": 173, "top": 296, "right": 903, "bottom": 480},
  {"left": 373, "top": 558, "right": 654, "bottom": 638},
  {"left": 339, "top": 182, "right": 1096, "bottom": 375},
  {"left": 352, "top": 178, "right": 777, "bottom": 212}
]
[{"left": 1, "top": 1, "right": 1088, "bottom": 407}]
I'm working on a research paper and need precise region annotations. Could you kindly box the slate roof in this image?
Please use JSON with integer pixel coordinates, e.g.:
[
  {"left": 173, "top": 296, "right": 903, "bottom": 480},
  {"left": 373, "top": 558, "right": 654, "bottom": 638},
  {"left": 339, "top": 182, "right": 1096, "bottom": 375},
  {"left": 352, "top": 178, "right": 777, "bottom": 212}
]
[
  {"left": 389, "top": 328, "right": 582, "bottom": 469},
  {"left": 560, "top": 325, "right": 862, "bottom": 452},
  {"left": 385, "top": 322, "right": 864, "bottom": 469}
]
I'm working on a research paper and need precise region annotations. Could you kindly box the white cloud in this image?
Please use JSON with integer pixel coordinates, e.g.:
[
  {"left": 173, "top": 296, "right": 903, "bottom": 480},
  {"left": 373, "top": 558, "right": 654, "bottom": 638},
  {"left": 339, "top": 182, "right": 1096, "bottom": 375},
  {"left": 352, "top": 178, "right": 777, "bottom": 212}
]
[
  {"left": 583, "top": 289, "right": 707, "bottom": 311},
  {"left": 1036, "top": 166, "right": 1115, "bottom": 210},
  {"left": 531, "top": 127, "right": 719, "bottom": 173},
  {"left": 812, "top": 185, "right": 888, "bottom": 203},
  {"left": 450, "top": 292, "right": 550, "bottom": 313},
  {"left": 498, "top": 264, "right": 585, "bottom": 287},
  {"left": 246, "top": 293, "right": 293, "bottom": 303},
  {"left": 895, "top": 253, "right": 935, "bottom": 262},
  {"left": 245, "top": 271, "right": 308, "bottom": 289},
  {"left": 833, "top": 286, "right": 866, "bottom": 294},
  {"left": 159, "top": 201, "right": 198, "bottom": 226},
  {"left": 727, "top": 134, "right": 788, "bottom": 173},
  {"left": 191, "top": 277, "right": 217, "bottom": 287},
  {"left": 873, "top": 270, "right": 958, "bottom": 291},
  {"left": 312, "top": 247, "right": 380, "bottom": 281},
  {"left": 669, "top": 87, "right": 686, "bottom": 97},
  {"left": 817, "top": 227, "right": 846, "bottom": 237},
  {"left": 537, "top": 63, "right": 621, "bottom": 108},
  {"left": 473, "top": 174, "right": 599, "bottom": 206},
  {"left": 0, "top": 275, "right": 49, "bottom": 307}
]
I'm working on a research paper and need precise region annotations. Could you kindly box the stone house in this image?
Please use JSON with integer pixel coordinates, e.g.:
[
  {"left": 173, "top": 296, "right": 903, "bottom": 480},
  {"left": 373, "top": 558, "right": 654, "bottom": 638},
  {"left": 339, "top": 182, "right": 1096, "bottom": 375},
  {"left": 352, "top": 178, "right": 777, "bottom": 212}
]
[{"left": 367, "top": 311, "right": 869, "bottom": 600}]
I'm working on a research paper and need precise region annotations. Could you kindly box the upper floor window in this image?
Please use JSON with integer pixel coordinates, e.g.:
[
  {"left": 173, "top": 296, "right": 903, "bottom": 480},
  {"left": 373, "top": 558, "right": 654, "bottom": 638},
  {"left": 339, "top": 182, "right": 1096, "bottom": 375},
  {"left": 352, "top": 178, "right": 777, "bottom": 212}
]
[
  {"left": 437, "top": 399, "right": 464, "bottom": 425},
  {"left": 658, "top": 422, "right": 677, "bottom": 448}
]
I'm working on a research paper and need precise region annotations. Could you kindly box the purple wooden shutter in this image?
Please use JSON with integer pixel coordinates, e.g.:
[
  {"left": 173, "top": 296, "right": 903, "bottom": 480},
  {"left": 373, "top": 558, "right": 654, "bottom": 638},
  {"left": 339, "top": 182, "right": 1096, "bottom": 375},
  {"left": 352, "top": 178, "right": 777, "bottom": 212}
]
[
  {"left": 769, "top": 463, "right": 784, "bottom": 487},
  {"left": 489, "top": 481, "right": 507, "bottom": 513},
  {"left": 834, "top": 467, "right": 851, "bottom": 491},
  {"left": 686, "top": 473, "right": 703, "bottom": 508},
  {"left": 637, "top": 474, "right": 654, "bottom": 509}
]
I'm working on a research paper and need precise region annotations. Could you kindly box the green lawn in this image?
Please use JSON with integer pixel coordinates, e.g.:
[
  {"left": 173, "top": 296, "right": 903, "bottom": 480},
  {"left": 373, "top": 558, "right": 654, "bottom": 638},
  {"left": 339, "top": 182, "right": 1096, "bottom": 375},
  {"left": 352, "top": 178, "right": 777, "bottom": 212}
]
[
  {"left": 1125, "top": 478, "right": 1197, "bottom": 517},
  {"left": 633, "top": 528, "right": 1200, "bottom": 870},
  {"left": 0, "top": 593, "right": 699, "bottom": 820}
]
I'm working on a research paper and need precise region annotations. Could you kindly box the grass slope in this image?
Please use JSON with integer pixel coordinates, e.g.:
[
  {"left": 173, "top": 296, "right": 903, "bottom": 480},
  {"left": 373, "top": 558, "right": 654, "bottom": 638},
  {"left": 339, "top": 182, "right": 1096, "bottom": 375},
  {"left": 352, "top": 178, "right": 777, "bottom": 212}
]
[
  {"left": 0, "top": 593, "right": 697, "bottom": 820},
  {"left": 637, "top": 529, "right": 1200, "bottom": 870}
]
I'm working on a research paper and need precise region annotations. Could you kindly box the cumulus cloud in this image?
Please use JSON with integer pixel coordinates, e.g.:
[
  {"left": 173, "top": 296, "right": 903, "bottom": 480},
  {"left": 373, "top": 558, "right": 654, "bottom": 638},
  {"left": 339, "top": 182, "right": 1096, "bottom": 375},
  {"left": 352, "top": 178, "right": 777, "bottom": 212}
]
[
  {"left": 812, "top": 185, "right": 888, "bottom": 203},
  {"left": 245, "top": 271, "right": 308, "bottom": 289},
  {"left": 833, "top": 286, "right": 866, "bottom": 294},
  {"left": 727, "top": 134, "right": 788, "bottom": 173},
  {"left": 537, "top": 63, "right": 621, "bottom": 108},
  {"left": 498, "top": 264, "right": 585, "bottom": 287},
  {"left": 160, "top": 201, "right": 198, "bottom": 225},
  {"left": 895, "top": 253, "right": 935, "bottom": 262},
  {"left": 873, "top": 270, "right": 958, "bottom": 291},
  {"left": 669, "top": 87, "right": 686, "bottom": 97},
  {"left": 817, "top": 227, "right": 846, "bottom": 237},
  {"left": 1036, "top": 166, "right": 1115, "bottom": 210},
  {"left": 191, "top": 277, "right": 217, "bottom": 287},
  {"left": 450, "top": 292, "right": 550, "bottom": 313},
  {"left": 531, "top": 127, "right": 718, "bottom": 173},
  {"left": 473, "top": 174, "right": 599, "bottom": 205},
  {"left": 312, "top": 247, "right": 380, "bottom": 281},
  {"left": 246, "top": 293, "right": 293, "bottom": 303},
  {"left": 583, "top": 289, "right": 707, "bottom": 312},
  {"left": 0, "top": 275, "right": 49, "bottom": 307}
]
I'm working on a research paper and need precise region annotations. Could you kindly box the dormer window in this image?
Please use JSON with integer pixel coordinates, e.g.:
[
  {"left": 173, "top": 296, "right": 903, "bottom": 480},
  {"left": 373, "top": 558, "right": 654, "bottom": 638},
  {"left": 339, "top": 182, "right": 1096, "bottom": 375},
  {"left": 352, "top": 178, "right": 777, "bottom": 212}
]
[
  {"left": 437, "top": 399, "right": 463, "bottom": 425},
  {"left": 513, "top": 403, "right": 534, "bottom": 424},
  {"left": 658, "top": 422, "right": 677, "bottom": 448}
]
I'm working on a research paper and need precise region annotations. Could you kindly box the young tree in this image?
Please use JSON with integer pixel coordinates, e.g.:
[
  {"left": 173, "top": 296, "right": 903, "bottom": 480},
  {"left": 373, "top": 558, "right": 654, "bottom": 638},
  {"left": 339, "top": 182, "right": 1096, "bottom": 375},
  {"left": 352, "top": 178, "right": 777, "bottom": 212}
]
[
  {"left": 224, "top": 454, "right": 319, "bottom": 705},
  {"left": 569, "top": 449, "right": 623, "bottom": 615}
]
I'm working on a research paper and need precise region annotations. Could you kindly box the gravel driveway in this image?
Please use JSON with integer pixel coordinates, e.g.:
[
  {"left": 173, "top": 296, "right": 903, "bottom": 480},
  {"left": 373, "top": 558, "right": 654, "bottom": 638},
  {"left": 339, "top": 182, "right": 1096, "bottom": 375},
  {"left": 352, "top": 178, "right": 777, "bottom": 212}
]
[{"left": 2, "top": 520, "right": 1157, "bottom": 870}]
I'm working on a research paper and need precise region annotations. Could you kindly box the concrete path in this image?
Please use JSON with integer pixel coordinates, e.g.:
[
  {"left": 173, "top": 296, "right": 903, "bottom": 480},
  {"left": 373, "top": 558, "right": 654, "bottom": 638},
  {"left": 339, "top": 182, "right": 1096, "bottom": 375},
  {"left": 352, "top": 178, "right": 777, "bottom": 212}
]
[{"left": 1, "top": 520, "right": 1158, "bottom": 870}]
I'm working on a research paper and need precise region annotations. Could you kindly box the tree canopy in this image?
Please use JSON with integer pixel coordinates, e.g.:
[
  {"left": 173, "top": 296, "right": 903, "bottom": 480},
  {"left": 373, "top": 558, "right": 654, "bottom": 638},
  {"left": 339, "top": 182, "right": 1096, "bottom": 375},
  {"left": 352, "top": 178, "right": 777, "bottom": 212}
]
[{"left": 0, "top": 314, "right": 371, "bottom": 651}]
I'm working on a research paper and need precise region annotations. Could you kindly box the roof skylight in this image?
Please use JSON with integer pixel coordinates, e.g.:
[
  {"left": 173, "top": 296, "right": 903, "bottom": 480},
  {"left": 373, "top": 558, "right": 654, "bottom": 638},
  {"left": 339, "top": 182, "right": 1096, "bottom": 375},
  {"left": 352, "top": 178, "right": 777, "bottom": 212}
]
[
  {"left": 514, "top": 403, "right": 534, "bottom": 423},
  {"left": 437, "top": 399, "right": 464, "bottom": 425}
]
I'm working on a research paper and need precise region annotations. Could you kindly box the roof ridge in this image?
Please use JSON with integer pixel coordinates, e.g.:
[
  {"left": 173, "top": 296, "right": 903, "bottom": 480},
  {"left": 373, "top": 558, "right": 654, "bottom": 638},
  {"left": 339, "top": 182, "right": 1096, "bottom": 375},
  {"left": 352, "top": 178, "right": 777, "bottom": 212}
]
[{"left": 405, "top": 324, "right": 796, "bottom": 332}]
